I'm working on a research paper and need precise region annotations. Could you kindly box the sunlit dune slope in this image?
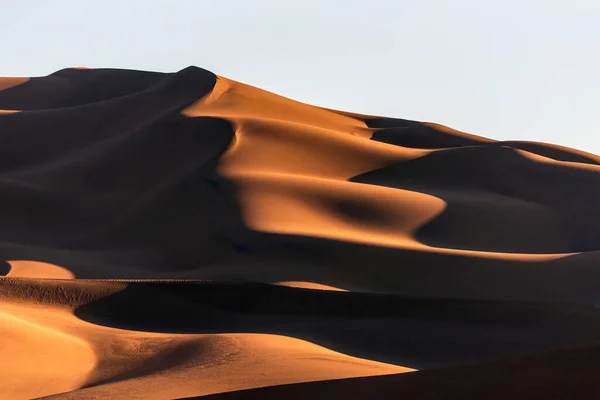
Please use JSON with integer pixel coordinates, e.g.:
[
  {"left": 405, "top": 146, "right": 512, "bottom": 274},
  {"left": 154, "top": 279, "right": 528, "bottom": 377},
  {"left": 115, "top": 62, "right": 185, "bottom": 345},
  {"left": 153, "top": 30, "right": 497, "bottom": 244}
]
[
  {"left": 6, "top": 260, "right": 75, "bottom": 279},
  {"left": 0, "top": 279, "right": 409, "bottom": 399},
  {"left": 194, "top": 342, "right": 600, "bottom": 400},
  {"left": 183, "top": 75, "right": 600, "bottom": 258}
]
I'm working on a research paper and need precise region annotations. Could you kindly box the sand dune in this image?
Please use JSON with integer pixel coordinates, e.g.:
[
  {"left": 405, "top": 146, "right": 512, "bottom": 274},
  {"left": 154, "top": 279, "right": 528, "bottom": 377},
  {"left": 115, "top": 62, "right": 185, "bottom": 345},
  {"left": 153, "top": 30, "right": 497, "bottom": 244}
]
[
  {"left": 190, "top": 343, "right": 600, "bottom": 400},
  {"left": 1, "top": 67, "right": 600, "bottom": 398},
  {"left": 0, "top": 77, "right": 29, "bottom": 92},
  {"left": 6, "top": 260, "right": 75, "bottom": 279}
]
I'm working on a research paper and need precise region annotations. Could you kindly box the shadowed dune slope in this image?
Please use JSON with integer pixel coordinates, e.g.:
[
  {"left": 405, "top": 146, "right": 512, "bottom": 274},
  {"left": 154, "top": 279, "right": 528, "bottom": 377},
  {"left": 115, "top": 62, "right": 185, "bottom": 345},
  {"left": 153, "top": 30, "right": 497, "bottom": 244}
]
[
  {"left": 191, "top": 343, "right": 600, "bottom": 400},
  {"left": 1, "top": 67, "right": 600, "bottom": 399}
]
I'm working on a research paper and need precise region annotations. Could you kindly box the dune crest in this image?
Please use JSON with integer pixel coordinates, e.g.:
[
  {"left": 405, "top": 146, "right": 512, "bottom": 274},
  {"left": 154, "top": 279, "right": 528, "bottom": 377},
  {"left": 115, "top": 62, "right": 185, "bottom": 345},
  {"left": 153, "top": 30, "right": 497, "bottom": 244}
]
[
  {"left": 7, "top": 260, "right": 75, "bottom": 279},
  {"left": 51, "top": 333, "right": 410, "bottom": 399},
  {"left": 0, "top": 302, "right": 95, "bottom": 399}
]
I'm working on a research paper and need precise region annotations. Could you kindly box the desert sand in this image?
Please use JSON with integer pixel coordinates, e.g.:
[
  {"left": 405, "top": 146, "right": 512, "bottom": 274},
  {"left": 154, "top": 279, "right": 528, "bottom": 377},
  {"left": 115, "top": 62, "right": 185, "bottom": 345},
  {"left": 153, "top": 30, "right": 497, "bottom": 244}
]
[{"left": 1, "top": 66, "right": 600, "bottom": 399}]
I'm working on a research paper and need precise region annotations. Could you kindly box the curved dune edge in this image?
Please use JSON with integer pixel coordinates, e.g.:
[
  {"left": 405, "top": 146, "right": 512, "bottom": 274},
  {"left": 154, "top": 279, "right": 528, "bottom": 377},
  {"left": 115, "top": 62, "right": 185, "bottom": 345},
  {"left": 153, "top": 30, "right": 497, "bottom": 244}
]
[
  {"left": 183, "top": 76, "right": 429, "bottom": 180},
  {"left": 231, "top": 171, "right": 446, "bottom": 248},
  {"left": 230, "top": 171, "right": 576, "bottom": 260},
  {"left": 0, "top": 302, "right": 96, "bottom": 399},
  {"left": 515, "top": 148, "right": 600, "bottom": 171},
  {"left": 0, "top": 279, "right": 411, "bottom": 399},
  {"left": 45, "top": 332, "right": 411, "bottom": 399},
  {"left": 7, "top": 260, "right": 76, "bottom": 279},
  {"left": 183, "top": 77, "right": 369, "bottom": 135},
  {"left": 188, "top": 342, "right": 600, "bottom": 400},
  {"left": 422, "top": 121, "right": 494, "bottom": 143}
]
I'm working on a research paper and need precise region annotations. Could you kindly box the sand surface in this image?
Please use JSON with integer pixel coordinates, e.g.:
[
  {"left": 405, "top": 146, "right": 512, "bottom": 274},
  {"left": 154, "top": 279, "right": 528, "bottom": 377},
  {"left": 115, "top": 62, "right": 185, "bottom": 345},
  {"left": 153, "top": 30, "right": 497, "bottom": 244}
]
[{"left": 1, "top": 67, "right": 600, "bottom": 399}]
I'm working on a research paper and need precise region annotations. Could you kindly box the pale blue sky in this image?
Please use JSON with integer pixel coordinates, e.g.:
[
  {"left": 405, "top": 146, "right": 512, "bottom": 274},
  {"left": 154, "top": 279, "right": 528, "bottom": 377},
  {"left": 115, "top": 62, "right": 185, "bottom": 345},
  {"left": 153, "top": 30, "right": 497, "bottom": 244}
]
[{"left": 2, "top": 0, "right": 599, "bottom": 154}]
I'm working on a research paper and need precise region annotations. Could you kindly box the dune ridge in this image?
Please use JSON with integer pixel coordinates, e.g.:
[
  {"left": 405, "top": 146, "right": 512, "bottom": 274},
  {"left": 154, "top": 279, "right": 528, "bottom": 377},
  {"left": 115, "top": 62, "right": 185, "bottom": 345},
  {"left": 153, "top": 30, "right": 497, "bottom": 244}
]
[{"left": 1, "top": 67, "right": 600, "bottom": 398}]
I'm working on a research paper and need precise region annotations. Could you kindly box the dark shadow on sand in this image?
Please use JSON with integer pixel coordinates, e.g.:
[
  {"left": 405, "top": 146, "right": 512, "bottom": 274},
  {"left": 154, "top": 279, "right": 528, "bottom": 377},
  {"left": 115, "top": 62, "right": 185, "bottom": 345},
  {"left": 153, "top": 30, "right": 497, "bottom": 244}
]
[
  {"left": 0, "top": 66, "right": 258, "bottom": 275},
  {"left": 75, "top": 281, "right": 600, "bottom": 369},
  {"left": 0, "top": 261, "right": 10, "bottom": 276},
  {"left": 357, "top": 130, "right": 600, "bottom": 253}
]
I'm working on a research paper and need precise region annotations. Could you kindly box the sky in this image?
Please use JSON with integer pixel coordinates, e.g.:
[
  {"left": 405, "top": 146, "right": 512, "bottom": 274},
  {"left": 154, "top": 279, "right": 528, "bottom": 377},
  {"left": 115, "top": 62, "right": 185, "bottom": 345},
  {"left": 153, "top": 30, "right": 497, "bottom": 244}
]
[{"left": 2, "top": 0, "right": 599, "bottom": 155}]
